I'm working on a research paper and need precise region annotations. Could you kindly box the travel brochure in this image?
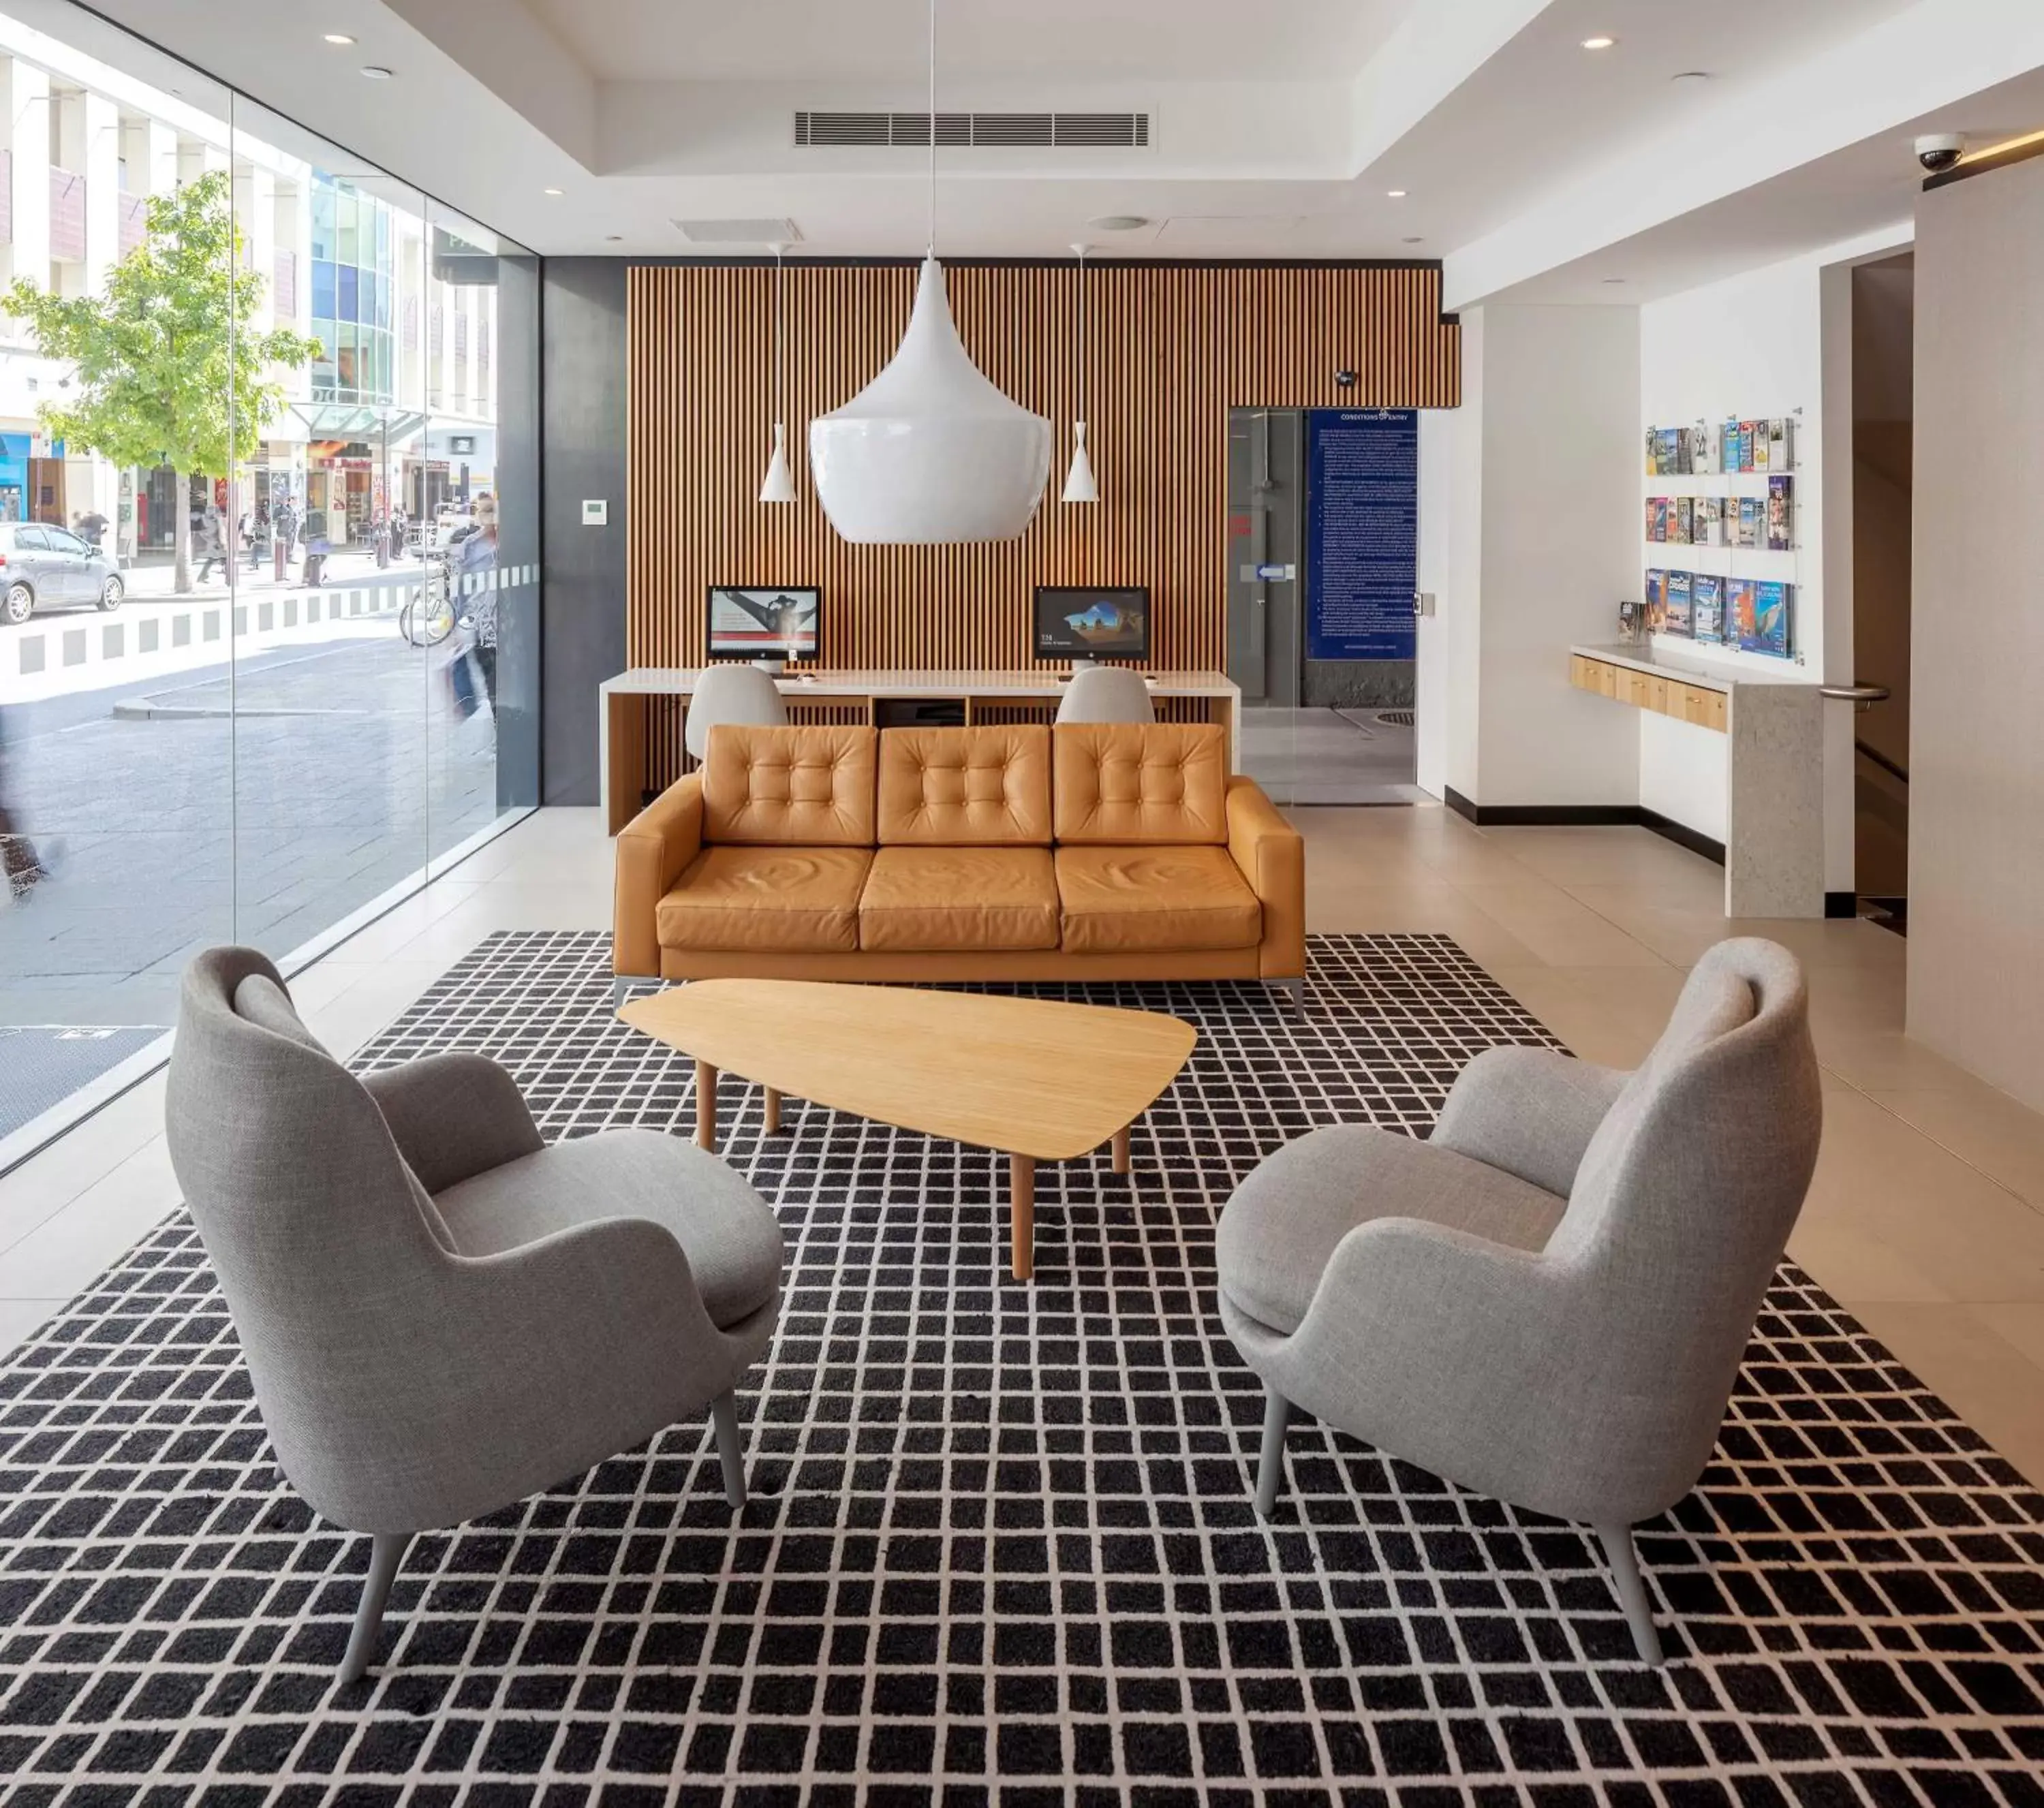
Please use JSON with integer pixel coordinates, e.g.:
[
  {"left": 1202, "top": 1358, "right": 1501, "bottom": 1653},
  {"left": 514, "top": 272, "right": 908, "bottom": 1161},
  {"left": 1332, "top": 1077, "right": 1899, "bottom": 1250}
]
[
  {"left": 1645, "top": 416, "right": 1797, "bottom": 476},
  {"left": 1645, "top": 567, "right": 1793, "bottom": 657},
  {"left": 1644, "top": 476, "right": 1792, "bottom": 549}
]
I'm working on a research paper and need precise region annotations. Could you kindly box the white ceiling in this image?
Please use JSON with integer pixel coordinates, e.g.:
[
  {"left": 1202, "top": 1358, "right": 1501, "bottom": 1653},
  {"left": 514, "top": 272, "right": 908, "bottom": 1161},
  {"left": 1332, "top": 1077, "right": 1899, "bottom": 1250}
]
[
  {"left": 523, "top": 0, "right": 1418, "bottom": 84},
  {"left": 63, "top": 0, "right": 2044, "bottom": 304}
]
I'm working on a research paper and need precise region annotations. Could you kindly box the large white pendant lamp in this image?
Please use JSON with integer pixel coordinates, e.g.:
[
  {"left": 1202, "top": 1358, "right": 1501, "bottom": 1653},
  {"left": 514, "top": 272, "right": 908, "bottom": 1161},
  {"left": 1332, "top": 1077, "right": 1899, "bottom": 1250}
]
[
  {"left": 807, "top": 0, "right": 1050, "bottom": 544},
  {"left": 1062, "top": 241, "right": 1098, "bottom": 503},
  {"left": 758, "top": 243, "right": 796, "bottom": 503}
]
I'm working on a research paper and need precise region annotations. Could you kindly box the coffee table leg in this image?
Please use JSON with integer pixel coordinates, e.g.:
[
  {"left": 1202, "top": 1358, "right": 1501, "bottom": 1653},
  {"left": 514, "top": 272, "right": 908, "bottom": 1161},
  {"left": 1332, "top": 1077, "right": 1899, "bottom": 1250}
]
[
  {"left": 1010, "top": 1153, "right": 1034, "bottom": 1281},
  {"left": 1112, "top": 1124, "right": 1131, "bottom": 1174},
  {"left": 763, "top": 1086, "right": 781, "bottom": 1134},
  {"left": 696, "top": 1059, "right": 718, "bottom": 1152}
]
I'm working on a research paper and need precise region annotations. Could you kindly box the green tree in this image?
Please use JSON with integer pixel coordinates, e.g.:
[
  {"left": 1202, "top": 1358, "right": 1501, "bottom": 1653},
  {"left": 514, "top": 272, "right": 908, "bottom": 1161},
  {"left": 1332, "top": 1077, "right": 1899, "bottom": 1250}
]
[{"left": 3, "top": 168, "right": 321, "bottom": 593}]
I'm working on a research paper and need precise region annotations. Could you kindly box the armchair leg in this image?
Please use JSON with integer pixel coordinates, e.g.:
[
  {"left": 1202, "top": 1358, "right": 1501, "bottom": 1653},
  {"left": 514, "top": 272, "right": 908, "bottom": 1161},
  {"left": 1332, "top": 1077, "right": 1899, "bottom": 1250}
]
[
  {"left": 1596, "top": 1523, "right": 1665, "bottom": 1666},
  {"left": 1254, "top": 1389, "right": 1292, "bottom": 1516},
  {"left": 1265, "top": 978, "right": 1304, "bottom": 1015},
  {"left": 339, "top": 1530, "right": 411, "bottom": 1686},
  {"left": 711, "top": 1390, "right": 746, "bottom": 1512}
]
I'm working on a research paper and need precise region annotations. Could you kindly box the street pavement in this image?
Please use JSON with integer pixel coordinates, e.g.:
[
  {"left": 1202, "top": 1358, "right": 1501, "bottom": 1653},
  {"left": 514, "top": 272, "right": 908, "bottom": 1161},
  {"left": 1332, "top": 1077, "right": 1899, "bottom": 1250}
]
[{"left": 0, "top": 626, "right": 503, "bottom": 1038}]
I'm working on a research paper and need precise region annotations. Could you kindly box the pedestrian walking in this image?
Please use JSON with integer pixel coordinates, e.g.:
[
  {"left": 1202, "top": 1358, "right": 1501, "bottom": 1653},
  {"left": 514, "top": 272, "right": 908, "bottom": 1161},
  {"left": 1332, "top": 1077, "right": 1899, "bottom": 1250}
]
[{"left": 195, "top": 505, "right": 226, "bottom": 584}]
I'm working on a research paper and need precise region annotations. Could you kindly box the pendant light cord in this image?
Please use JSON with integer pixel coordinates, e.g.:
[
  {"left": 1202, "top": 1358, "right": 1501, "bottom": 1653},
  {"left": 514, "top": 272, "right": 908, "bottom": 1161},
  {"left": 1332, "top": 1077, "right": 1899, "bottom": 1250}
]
[
  {"left": 1077, "top": 245, "right": 1086, "bottom": 422},
  {"left": 773, "top": 245, "right": 784, "bottom": 425},
  {"left": 927, "top": 0, "right": 937, "bottom": 256}
]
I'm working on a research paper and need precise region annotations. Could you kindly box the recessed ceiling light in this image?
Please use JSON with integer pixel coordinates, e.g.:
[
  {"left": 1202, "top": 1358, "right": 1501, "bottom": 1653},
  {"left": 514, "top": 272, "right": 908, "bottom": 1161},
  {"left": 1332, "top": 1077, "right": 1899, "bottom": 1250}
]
[
  {"left": 1086, "top": 215, "right": 1149, "bottom": 232},
  {"left": 1581, "top": 35, "right": 1617, "bottom": 50},
  {"left": 605, "top": 234, "right": 623, "bottom": 243},
  {"left": 1402, "top": 236, "right": 1425, "bottom": 244},
  {"left": 323, "top": 33, "right": 356, "bottom": 45},
  {"left": 1387, "top": 189, "right": 1408, "bottom": 198},
  {"left": 1601, "top": 277, "right": 1627, "bottom": 285},
  {"left": 360, "top": 65, "right": 392, "bottom": 79},
  {"left": 1671, "top": 69, "right": 1711, "bottom": 85},
  {"left": 543, "top": 187, "right": 563, "bottom": 196}
]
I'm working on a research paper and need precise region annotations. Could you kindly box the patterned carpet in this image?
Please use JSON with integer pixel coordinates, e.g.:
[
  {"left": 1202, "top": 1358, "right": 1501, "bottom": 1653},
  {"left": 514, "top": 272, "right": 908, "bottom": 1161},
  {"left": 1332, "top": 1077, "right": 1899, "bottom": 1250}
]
[{"left": 1, "top": 930, "right": 2041, "bottom": 1806}]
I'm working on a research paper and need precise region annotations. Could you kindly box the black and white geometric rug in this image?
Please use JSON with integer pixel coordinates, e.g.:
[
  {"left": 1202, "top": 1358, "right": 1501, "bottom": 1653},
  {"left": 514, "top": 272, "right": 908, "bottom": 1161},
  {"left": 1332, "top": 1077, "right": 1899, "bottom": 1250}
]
[{"left": 3, "top": 931, "right": 2042, "bottom": 1807}]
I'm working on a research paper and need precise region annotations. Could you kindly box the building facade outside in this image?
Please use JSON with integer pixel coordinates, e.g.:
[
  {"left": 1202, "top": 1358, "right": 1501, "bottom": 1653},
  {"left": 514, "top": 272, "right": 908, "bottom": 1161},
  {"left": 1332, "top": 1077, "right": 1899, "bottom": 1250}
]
[{"left": 0, "top": 13, "right": 499, "bottom": 564}]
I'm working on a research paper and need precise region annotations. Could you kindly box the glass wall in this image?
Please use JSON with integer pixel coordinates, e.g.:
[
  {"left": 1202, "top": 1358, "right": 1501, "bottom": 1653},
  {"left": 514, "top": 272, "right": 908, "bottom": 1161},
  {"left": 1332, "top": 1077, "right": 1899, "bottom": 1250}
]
[{"left": 0, "top": 3, "right": 539, "bottom": 1159}]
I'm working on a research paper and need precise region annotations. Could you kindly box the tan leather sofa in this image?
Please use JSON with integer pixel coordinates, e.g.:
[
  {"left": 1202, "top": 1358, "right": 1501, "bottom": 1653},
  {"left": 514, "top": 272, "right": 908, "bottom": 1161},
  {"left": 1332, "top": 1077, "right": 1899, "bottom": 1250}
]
[{"left": 614, "top": 721, "right": 1305, "bottom": 997}]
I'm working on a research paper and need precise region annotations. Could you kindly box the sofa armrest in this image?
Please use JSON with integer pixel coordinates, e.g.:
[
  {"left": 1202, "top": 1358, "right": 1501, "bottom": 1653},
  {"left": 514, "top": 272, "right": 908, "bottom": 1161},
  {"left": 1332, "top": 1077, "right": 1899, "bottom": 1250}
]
[
  {"left": 614, "top": 775, "right": 704, "bottom": 978},
  {"left": 1226, "top": 777, "right": 1305, "bottom": 979}
]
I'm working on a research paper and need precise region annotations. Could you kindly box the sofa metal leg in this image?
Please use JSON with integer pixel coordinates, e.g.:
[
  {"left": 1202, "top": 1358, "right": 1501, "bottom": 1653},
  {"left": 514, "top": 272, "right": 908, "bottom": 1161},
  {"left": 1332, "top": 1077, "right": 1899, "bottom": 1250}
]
[
  {"left": 613, "top": 978, "right": 635, "bottom": 1010},
  {"left": 1267, "top": 978, "right": 1304, "bottom": 1015},
  {"left": 711, "top": 1390, "right": 746, "bottom": 1512},
  {"left": 339, "top": 1530, "right": 411, "bottom": 1686},
  {"left": 1255, "top": 1390, "right": 1292, "bottom": 1516},
  {"left": 1596, "top": 1523, "right": 1665, "bottom": 1666}
]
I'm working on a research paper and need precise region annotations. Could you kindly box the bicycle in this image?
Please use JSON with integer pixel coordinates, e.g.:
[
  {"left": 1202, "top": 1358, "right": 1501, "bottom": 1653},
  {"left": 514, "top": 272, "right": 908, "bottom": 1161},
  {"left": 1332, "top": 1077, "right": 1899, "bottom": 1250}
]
[{"left": 398, "top": 560, "right": 456, "bottom": 647}]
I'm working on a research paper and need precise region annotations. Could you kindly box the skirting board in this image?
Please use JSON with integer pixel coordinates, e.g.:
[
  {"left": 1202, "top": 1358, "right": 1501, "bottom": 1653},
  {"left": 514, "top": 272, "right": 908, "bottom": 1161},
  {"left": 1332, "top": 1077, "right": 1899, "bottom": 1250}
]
[{"left": 1443, "top": 788, "right": 1726, "bottom": 866}]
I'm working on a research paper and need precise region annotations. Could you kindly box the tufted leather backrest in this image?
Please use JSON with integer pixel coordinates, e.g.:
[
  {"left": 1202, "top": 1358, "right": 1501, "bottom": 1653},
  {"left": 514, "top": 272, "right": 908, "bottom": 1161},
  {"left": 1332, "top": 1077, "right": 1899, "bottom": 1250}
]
[
  {"left": 878, "top": 726, "right": 1051, "bottom": 845},
  {"left": 702, "top": 723, "right": 878, "bottom": 845},
  {"left": 1051, "top": 722, "right": 1230, "bottom": 845}
]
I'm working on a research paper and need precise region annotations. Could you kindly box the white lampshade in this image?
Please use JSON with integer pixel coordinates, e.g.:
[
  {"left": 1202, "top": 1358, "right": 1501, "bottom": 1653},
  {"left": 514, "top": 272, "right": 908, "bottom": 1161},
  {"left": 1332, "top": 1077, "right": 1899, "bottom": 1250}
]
[
  {"left": 1062, "top": 421, "right": 1098, "bottom": 503},
  {"left": 758, "top": 422, "right": 796, "bottom": 503},
  {"left": 809, "top": 255, "right": 1051, "bottom": 544}
]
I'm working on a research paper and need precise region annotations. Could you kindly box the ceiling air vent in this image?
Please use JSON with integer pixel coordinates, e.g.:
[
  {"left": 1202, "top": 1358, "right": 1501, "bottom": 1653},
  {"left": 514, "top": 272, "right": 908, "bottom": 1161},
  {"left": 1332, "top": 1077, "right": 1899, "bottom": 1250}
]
[{"left": 794, "top": 110, "right": 1149, "bottom": 150}]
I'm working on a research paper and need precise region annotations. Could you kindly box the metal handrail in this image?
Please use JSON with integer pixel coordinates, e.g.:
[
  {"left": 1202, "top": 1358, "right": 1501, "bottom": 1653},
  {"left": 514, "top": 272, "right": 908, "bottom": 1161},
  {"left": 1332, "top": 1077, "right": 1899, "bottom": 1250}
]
[{"left": 1855, "top": 739, "right": 1908, "bottom": 785}]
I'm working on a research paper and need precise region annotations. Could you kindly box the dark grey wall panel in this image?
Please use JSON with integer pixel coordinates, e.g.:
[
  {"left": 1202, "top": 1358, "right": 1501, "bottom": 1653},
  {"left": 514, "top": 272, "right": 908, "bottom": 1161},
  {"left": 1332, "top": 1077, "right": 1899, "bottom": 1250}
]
[{"left": 541, "top": 258, "right": 629, "bottom": 805}]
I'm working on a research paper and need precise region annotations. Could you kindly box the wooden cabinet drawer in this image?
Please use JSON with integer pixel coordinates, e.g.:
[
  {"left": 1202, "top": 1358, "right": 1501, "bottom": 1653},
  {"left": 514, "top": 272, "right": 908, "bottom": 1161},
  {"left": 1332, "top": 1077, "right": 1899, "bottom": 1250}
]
[{"left": 1570, "top": 655, "right": 1727, "bottom": 732}]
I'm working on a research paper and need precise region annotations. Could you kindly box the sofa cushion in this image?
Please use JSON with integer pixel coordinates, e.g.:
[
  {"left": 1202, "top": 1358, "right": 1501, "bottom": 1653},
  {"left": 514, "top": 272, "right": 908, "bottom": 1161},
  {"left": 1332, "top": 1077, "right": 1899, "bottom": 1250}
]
[
  {"left": 657, "top": 845, "right": 871, "bottom": 952},
  {"left": 1054, "top": 844, "right": 1261, "bottom": 953},
  {"left": 1216, "top": 1123, "right": 1564, "bottom": 1335},
  {"left": 860, "top": 847, "right": 1059, "bottom": 952},
  {"left": 702, "top": 723, "right": 877, "bottom": 845},
  {"left": 1053, "top": 722, "right": 1230, "bottom": 844},
  {"left": 878, "top": 725, "right": 1051, "bottom": 845}
]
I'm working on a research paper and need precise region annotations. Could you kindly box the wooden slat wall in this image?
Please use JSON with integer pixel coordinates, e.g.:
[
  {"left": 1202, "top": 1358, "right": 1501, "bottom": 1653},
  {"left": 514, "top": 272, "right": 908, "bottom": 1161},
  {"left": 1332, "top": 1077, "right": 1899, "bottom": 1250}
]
[{"left": 628, "top": 260, "right": 1458, "bottom": 773}]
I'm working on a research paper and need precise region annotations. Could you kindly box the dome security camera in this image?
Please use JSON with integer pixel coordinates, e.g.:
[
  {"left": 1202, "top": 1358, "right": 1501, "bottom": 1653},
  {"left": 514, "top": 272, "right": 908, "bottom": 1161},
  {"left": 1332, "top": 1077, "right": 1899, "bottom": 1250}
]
[{"left": 1917, "top": 132, "right": 1965, "bottom": 173}]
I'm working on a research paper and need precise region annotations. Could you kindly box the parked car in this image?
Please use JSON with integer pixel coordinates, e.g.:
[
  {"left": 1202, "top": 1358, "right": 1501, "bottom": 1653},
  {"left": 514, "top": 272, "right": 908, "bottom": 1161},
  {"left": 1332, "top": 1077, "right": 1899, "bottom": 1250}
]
[{"left": 0, "top": 523, "right": 124, "bottom": 624}]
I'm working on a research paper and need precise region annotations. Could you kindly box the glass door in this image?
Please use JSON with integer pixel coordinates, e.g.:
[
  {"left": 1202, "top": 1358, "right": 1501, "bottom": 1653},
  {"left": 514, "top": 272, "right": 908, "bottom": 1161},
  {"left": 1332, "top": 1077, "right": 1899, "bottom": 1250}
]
[{"left": 1226, "top": 408, "right": 1305, "bottom": 806}]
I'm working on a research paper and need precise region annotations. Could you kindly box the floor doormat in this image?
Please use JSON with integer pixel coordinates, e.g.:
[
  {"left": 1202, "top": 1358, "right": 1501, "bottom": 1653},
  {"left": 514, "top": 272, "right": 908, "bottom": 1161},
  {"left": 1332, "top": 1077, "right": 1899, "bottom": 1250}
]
[{"left": 1, "top": 931, "right": 2041, "bottom": 1805}]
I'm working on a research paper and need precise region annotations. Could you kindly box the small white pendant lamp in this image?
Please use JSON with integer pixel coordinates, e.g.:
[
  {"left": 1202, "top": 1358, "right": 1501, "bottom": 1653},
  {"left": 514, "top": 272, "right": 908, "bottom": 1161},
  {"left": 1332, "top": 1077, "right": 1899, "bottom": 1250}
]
[
  {"left": 1062, "top": 242, "right": 1098, "bottom": 503},
  {"left": 807, "top": 0, "right": 1050, "bottom": 544},
  {"left": 758, "top": 243, "right": 796, "bottom": 503}
]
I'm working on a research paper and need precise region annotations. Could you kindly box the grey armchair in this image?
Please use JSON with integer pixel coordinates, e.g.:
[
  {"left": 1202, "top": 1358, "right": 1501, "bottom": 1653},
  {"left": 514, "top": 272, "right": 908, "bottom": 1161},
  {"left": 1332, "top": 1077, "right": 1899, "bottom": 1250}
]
[
  {"left": 165, "top": 947, "right": 785, "bottom": 1685},
  {"left": 1216, "top": 937, "right": 1821, "bottom": 1665}
]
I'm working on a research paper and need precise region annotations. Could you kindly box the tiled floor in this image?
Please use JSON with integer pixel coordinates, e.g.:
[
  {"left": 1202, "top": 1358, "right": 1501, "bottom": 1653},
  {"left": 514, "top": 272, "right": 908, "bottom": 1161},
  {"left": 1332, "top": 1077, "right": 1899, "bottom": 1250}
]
[{"left": 4, "top": 800, "right": 2041, "bottom": 1483}]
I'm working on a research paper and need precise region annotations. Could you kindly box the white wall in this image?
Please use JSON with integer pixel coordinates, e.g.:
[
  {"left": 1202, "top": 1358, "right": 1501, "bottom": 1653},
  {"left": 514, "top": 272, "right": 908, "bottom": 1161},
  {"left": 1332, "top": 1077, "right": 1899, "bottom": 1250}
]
[
  {"left": 1444, "top": 302, "right": 1640, "bottom": 808},
  {"left": 1635, "top": 240, "right": 1904, "bottom": 890},
  {"left": 1907, "top": 153, "right": 2044, "bottom": 1112}
]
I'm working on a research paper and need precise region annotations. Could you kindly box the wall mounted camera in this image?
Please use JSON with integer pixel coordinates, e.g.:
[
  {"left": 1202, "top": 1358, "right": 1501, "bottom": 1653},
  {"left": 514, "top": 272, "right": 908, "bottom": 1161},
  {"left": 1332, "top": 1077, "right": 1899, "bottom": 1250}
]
[
  {"left": 1916, "top": 132, "right": 1965, "bottom": 174},
  {"left": 1334, "top": 369, "right": 1357, "bottom": 388}
]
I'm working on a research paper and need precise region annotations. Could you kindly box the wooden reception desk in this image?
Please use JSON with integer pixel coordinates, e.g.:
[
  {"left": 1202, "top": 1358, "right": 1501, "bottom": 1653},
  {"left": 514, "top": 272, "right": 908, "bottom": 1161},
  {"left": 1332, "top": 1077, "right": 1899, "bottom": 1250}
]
[{"left": 600, "top": 668, "right": 1245, "bottom": 834}]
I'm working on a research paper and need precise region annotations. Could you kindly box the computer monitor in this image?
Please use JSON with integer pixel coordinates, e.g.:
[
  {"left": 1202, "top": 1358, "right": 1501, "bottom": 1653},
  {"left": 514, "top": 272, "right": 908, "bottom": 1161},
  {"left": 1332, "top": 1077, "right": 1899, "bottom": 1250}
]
[
  {"left": 706, "top": 586, "right": 821, "bottom": 661},
  {"left": 1034, "top": 586, "right": 1149, "bottom": 662}
]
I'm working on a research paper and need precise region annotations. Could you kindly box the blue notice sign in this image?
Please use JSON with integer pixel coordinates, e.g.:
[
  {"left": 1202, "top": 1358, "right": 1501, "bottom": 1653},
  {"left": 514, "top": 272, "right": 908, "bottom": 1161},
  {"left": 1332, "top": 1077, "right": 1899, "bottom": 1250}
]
[{"left": 1306, "top": 409, "right": 1418, "bottom": 660}]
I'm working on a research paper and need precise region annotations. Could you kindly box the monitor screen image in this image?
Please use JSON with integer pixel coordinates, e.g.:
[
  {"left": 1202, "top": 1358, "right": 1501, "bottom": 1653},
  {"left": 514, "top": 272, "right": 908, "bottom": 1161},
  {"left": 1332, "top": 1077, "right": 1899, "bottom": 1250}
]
[
  {"left": 1034, "top": 587, "right": 1150, "bottom": 661},
  {"left": 706, "top": 586, "right": 821, "bottom": 661}
]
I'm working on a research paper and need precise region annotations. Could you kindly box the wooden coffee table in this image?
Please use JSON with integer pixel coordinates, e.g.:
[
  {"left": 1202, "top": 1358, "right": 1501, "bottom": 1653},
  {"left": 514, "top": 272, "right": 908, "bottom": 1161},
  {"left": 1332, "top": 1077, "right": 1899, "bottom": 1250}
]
[{"left": 619, "top": 979, "right": 1196, "bottom": 1281}]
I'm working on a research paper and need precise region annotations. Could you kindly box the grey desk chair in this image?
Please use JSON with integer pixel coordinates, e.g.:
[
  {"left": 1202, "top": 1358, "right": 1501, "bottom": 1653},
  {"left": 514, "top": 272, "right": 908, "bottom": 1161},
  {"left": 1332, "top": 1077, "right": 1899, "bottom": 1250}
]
[
  {"left": 1216, "top": 937, "right": 1821, "bottom": 1665},
  {"left": 166, "top": 948, "right": 785, "bottom": 1685},
  {"left": 1055, "top": 664, "right": 1155, "bottom": 725},
  {"left": 684, "top": 661, "right": 788, "bottom": 761}
]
